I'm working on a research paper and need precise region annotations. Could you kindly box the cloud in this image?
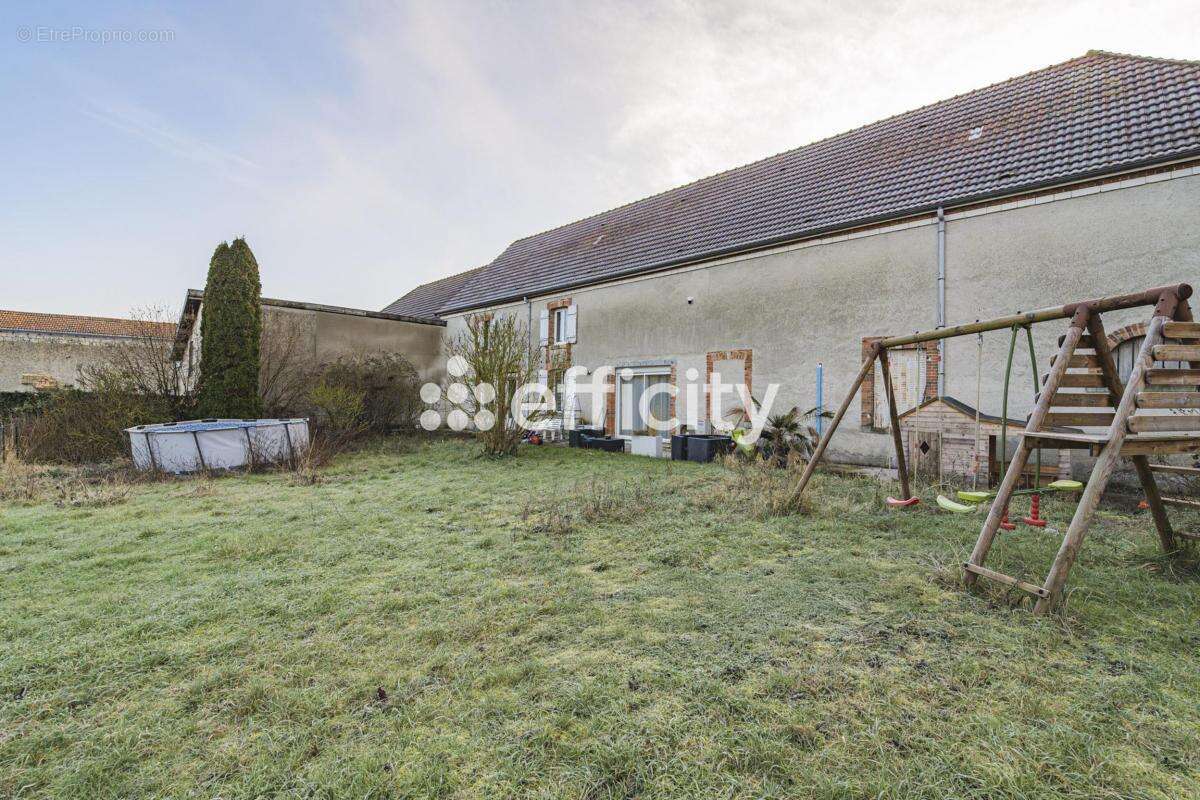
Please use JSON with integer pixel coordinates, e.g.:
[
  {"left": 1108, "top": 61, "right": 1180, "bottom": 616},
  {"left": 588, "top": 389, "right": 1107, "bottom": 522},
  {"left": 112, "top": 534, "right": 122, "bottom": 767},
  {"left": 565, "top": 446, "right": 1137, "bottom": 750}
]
[
  {"left": 82, "top": 97, "right": 262, "bottom": 188},
  {"left": 250, "top": 0, "right": 1200, "bottom": 306},
  {"left": 11, "top": 0, "right": 1198, "bottom": 317}
]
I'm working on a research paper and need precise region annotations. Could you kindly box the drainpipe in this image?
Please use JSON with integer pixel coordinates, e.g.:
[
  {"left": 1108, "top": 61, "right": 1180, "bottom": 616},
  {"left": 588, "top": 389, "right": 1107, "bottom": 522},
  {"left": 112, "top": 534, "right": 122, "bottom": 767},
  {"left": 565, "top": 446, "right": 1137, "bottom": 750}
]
[
  {"left": 935, "top": 205, "right": 946, "bottom": 396},
  {"left": 524, "top": 296, "right": 531, "bottom": 351}
]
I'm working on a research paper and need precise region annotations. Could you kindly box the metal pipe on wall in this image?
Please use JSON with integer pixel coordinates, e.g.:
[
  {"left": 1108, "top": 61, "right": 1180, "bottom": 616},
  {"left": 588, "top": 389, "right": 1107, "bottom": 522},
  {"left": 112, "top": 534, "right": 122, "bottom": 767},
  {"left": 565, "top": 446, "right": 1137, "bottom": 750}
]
[
  {"left": 815, "top": 362, "right": 824, "bottom": 436},
  {"left": 936, "top": 205, "right": 946, "bottom": 396},
  {"left": 524, "top": 296, "right": 531, "bottom": 351}
]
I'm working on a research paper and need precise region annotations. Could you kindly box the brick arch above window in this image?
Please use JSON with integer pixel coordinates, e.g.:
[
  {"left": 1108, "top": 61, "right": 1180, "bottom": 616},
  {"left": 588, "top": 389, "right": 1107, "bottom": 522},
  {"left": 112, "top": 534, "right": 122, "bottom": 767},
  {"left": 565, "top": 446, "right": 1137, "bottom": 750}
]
[{"left": 1105, "top": 322, "right": 1147, "bottom": 349}]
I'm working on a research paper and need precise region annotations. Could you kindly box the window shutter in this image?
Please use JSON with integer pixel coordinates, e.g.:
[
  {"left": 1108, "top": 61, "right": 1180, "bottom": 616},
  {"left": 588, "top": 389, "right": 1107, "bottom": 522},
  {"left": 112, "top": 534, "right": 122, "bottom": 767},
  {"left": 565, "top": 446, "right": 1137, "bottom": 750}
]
[
  {"left": 538, "top": 309, "right": 549, "bottom": 346},
  {"left": 537, "top": 369, "right": 549, "bottom": 409},
  {"left": 565, "top": 304, "right": 578, "bottom": 343}
]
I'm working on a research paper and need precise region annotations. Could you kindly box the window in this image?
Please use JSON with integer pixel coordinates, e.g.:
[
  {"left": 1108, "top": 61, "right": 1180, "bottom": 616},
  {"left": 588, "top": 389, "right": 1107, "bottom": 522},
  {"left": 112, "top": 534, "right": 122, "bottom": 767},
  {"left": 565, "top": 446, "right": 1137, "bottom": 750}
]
[
  {"left": 541, "top": 303, "right": 576, "bottom": 346},
  {"left": 874, "top": 347, "right": 925, "bottom": 427},
  {"left": 1112, "top": 336, "right": 1185, "bottom": 386},
  {"left": 617, "top": 369, "right": 672, "bottom": 438},
  {"left": 553, "top": 308, "right": 568, "bottom": 344}
]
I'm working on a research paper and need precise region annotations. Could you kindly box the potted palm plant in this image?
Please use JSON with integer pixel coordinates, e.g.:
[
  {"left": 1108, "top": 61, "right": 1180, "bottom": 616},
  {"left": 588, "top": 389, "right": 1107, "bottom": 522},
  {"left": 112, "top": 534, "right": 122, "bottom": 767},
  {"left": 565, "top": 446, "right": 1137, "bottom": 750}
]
[{"left": 725, "top": 402, "right": 830, "bottom": 467}]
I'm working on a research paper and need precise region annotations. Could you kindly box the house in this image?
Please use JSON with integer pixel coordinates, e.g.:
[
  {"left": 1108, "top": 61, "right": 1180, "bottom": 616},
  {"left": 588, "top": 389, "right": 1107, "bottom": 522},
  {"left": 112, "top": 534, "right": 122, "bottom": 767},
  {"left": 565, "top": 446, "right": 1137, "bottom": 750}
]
[
  {"left": 0, "top": 309, "right": 175, "bottom": 394},
  {"left": 386, "top": 51, "right": 1200, "bottom": 467},
  {"left": 172, "top": 289, "right": 447, "bottom": 390}
]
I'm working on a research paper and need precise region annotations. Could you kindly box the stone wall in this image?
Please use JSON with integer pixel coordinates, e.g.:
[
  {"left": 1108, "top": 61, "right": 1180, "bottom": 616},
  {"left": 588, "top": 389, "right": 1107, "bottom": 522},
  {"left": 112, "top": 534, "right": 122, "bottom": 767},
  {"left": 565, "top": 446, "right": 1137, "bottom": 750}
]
[{"left": 0, "top": 331, "right": 134, "bottom": 392}]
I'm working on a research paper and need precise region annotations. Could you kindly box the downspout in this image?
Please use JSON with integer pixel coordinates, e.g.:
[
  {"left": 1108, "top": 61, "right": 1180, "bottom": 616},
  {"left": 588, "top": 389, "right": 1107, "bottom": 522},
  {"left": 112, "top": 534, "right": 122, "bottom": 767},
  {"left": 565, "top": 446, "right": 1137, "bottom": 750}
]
[
  {"left": 936, "top": 205, "right": 946, "bottom": 395},
  {"left": 524, "top": 296, "right": 531, "bottom": 351}
]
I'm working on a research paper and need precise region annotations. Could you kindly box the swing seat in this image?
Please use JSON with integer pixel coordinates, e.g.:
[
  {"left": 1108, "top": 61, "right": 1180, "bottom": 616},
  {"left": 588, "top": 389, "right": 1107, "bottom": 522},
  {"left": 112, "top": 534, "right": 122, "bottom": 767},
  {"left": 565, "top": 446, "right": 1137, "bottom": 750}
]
[
  {"left": 937, "top": 495, "right": 978, "bottom": 514},
  {"left": 955, "top": 480, "right": 1081, "bottom": 506},
  {"left": 886, "top": 496, "right": 920, "bottom": 507}
]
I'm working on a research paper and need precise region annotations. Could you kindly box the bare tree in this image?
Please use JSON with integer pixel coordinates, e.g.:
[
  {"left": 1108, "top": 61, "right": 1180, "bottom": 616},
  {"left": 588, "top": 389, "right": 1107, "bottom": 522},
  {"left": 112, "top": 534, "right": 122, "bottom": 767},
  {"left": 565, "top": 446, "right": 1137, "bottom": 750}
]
[
  {"left": 78, "top": 305, "right": 193, "bottom": 419},
  {"left": 259, "top": 314, "right": 315, "bottom": 418},
  {"left": 445, "top": 314, "right": 543, "bottom": 457}
]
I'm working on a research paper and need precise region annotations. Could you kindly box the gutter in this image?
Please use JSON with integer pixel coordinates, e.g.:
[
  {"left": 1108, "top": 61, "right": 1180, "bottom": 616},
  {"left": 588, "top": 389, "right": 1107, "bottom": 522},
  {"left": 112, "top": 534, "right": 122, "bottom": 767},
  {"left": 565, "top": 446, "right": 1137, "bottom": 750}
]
[{"left": 437, "top": 149, "right": 1200, "bottom": 316}]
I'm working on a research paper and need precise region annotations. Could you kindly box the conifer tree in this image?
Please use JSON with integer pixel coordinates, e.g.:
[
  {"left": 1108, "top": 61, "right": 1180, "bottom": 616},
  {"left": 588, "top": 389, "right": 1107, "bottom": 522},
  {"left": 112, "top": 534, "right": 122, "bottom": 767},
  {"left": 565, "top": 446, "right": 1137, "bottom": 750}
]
[{"left": 197, "top": 238, "right": 262, "bottom": 418}]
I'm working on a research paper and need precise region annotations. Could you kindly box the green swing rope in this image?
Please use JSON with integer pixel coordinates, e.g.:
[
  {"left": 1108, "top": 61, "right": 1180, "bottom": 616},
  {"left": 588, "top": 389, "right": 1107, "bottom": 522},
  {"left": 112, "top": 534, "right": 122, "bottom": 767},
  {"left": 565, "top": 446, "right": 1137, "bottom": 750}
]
[{"left": 998, "top": 324, "right": 1041, "bottom": 488}]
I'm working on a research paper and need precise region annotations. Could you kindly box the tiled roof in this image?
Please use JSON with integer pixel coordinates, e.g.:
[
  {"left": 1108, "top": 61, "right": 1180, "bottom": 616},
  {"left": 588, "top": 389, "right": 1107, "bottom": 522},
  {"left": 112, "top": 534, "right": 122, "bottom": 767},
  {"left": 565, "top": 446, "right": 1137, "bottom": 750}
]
[
  {"left": 441, "top": 51, "right": 1200, "bottom": 313},
  {"left": 382, "top": 266, "right": 487, "bottom": 319},
  {"left": 0, "top": 309, "right": 176, "bottom": 339}
]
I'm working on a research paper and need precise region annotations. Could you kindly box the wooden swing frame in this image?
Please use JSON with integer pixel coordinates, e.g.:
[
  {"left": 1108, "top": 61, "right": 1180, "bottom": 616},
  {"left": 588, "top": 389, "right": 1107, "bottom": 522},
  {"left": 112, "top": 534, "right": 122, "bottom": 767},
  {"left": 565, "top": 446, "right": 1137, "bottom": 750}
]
[{"left": 788, "top": 283, "right": 1197, "bottom": 613}]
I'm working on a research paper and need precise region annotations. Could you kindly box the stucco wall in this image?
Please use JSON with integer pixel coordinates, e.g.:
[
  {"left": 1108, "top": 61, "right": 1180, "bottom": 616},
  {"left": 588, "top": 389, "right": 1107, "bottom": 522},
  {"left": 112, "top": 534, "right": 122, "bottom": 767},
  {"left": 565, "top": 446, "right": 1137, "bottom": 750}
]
[
  {"left": 183, "top": 304, "right": 446, "bottom": 385},
  {"left": 444, "top": 171, "right": 1200, "bottom": 469},
  {"left": 0, "top": 332, "right": 133, "bottom": 392},
  {"left": 270, "top": 306, "right": 445, "bottom": 381}
]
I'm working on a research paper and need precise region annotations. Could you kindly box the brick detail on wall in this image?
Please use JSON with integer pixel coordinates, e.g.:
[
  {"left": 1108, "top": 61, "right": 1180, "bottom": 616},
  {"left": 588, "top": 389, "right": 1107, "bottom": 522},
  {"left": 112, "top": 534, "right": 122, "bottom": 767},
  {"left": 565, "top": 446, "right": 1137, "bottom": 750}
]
[
  {"left": 605, "top": 365, "right": 679, "bottom": 436},
  {"left": 544, "top": 297, "right": 572, "bottom": 373},
  {"left": 603, "top": 368, "right": 616, "bottom": 435},
  {"left": 860, "top": 338, "right": 939, "bottom": 430},
  {"left": 923, "top": 342, "right": 941, "bottom": 402},
  {"left": 705, "top": 348, "right": 752, "bottom": 425},
  {"left": 859, "top": 337, "right": 884, "bottom": 429},
  {"left": 667, "top": 364, "right": 678, "bottom": 434},
  {"left": 1106, "top": 322, "right": 1146, "bottom": 349}
]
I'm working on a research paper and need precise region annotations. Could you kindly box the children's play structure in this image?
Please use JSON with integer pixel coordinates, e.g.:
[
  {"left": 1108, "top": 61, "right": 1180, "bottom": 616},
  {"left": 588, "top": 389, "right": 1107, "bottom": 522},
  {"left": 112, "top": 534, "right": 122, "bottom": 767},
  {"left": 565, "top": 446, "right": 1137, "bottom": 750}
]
[{"left": 792, "top": 283, "right": 1198, "bottom": 614}]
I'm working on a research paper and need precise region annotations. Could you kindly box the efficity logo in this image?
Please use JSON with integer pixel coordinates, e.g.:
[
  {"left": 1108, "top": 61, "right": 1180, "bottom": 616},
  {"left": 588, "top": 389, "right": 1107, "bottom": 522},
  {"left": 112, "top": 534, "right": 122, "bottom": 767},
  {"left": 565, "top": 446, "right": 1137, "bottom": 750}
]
[
  {"left": 419, "top": 361, "right": 781, "bottom": 442},
  {"left": 419, "top": 356, "right": 498, "bottom": 431}
]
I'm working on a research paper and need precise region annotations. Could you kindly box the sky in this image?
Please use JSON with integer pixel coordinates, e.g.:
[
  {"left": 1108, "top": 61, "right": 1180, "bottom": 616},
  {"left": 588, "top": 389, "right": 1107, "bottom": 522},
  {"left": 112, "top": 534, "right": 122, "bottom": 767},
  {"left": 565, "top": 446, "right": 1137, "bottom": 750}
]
[{"left": 3, "top": 0, "right": 1199, "bottom": 319}]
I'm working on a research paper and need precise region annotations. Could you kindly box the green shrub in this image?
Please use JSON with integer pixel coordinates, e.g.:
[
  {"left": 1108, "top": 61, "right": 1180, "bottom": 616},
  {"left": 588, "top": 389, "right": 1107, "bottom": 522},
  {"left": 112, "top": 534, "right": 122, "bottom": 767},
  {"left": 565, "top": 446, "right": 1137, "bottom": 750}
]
[
  {"left": 0, "top": 392, "right": 49, "bottom": 415},
  {"left": 309, "top": 382, "right": 367, "bottom": 448},
  {"left": 317, "top": 353, "right": 421, "bottom": 433},
  {"left": 198, "top": 238, "right": 262, "bottom": 418},
  {"left": 18, "top": 389, "right": 170, "bottom": 464}
]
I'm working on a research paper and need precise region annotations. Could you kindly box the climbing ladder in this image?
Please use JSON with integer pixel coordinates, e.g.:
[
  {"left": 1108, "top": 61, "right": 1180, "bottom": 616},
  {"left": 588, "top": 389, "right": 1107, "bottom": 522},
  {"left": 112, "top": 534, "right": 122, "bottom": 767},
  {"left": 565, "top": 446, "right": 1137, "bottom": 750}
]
[{"left": 964, "top": 286, "right": 1200, "bottom": 613}]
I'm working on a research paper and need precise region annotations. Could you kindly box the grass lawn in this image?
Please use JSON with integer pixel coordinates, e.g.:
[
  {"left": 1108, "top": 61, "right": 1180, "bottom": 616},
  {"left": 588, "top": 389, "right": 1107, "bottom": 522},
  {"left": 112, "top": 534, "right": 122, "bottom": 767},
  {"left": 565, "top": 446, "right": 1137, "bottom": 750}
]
[{"left": 2, "top": 438, "right": 1199, "bottom": 799}]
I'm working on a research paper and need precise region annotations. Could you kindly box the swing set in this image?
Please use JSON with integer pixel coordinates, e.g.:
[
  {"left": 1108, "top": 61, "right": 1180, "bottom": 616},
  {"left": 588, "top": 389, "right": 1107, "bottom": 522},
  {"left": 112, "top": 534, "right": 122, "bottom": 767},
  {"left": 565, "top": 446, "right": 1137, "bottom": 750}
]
[
  {"left": 922, "top": 321, "right": 1082, "bottom": 521},
  {"left": 790, "top": 283, "right": 1199, "bottom": 614}
]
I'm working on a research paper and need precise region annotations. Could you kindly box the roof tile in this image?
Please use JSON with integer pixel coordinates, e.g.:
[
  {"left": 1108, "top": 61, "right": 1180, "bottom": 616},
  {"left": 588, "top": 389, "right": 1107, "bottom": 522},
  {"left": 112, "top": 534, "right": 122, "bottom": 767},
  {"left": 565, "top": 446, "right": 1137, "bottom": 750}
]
[
  {"left": 0, "top": 310, "right": 175, "bottom": 339},
  {"left": 382, "top": 266, "right": 487, "bottom": 319}
]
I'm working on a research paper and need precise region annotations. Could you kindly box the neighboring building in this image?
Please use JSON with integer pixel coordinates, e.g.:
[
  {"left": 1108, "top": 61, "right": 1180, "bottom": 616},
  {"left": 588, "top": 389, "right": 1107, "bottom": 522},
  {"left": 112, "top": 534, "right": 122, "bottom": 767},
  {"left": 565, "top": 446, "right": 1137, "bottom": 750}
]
[
  {"left": 388, "top": 51, "right": 1200, "bottom": 475},
  {"left": 172, "top": 290, "right": 447, "bottom": 389},
  {"left": 383, "top": 265, "right": 486, "bottom": 321},
  {"left": 0, "top": 309, "right": 174, "bottom": 393}
]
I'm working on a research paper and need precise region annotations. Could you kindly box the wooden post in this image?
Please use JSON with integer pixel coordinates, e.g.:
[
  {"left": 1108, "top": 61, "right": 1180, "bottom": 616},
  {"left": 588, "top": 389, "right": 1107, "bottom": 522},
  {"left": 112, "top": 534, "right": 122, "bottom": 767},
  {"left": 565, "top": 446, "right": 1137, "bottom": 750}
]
[
  {"left": 1034, "top": 308, "right": 1175, "bottom": 614},
  {"left": 965, "top": 305, "right": 1090, "bottom": 586},
  {"left": 878, "top": 348, "right": 912, "bottom": 500},
  {"left": 1170, "top": 300, "right": 1200, "bottom": 374},
  {"left": 1087, "top": 313, "right": 1176, "bottom": 553},
  {"left": 786, "top": 345, "right": 880, "bottom": 505}
]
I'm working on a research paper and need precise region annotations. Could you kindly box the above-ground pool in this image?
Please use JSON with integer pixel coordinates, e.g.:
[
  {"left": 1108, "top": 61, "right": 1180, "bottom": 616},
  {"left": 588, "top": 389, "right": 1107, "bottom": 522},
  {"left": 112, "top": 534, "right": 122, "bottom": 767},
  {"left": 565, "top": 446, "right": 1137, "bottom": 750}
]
[{"left": 126, "top": 419, "right": 310, "bottom": 473}]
